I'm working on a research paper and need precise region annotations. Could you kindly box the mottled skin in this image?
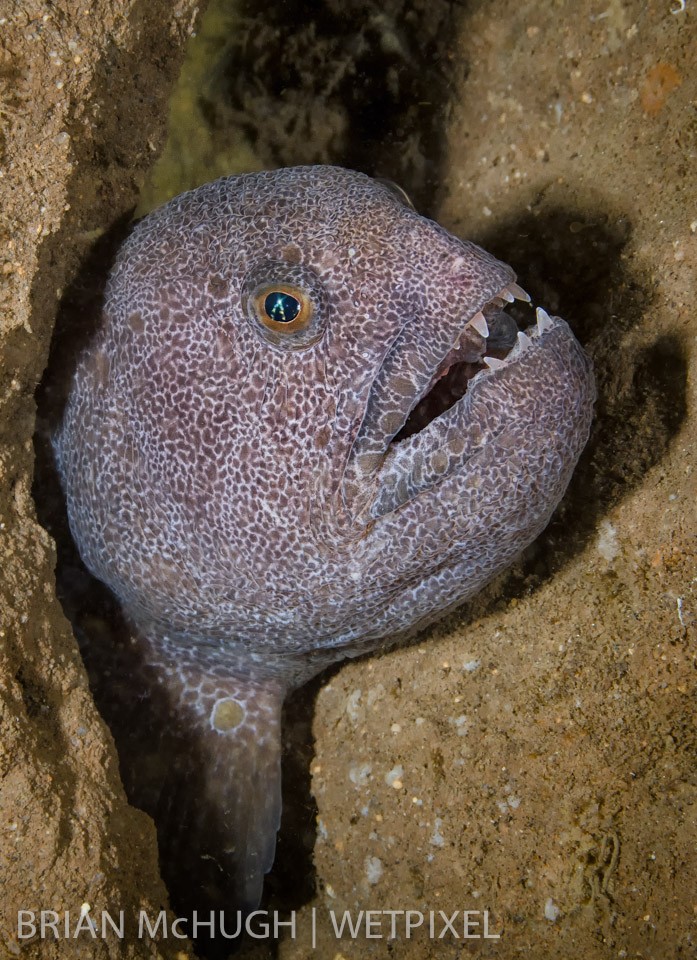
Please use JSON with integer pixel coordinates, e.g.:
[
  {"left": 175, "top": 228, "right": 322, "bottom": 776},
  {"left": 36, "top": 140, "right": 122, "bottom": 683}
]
[{"left": 54, "top": 166, "right": 594, "bottom": 918}]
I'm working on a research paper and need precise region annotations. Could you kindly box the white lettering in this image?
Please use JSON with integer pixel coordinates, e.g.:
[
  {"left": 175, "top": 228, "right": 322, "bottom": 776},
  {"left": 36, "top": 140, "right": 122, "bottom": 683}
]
[
  {"left": 218, "top": 912, "right": 243, "bottom": 939},
  {"left": 247, "top": 911, "right": 269, "bottom": 939},
  {"left": 191, "top": 912, "right": 215, "bottom": 937},
  {"left": 383, "top": 910, "right": 404, "bottom": 939},
  {"left": 72, "top": 912, "right": 97, "bottom": 938},
  {"left": 170, "top": 917, "right": 188, "bottom": 939},
  {"left": 329, "top": 910, "right": 365, "bottom": 938},
  {"left": 437, "top": 910, "right": 459, "bottom": 938},
  {"left": 463, "top": 911, "right": 480, "bottom": 938},
  {"left": 101, "top": 911, "right": 125, "bottom": 938},
  {"left": 483, "top": 910, "right": 501, "bottom": 939},
  {"left": 16, "top": 904, "right": 500, "bottom": 942},
  {"left": 138, "top": 910, "right": 167, "bottom": 938},
  {"left": 41, "top": 911, "right": 60, "bottom": 938},
  {"left": 274, "top": 912, "right": 296, "bottom": 938},
  {"left": 17, "top": 912, "right": 36, "bottom": 939}
]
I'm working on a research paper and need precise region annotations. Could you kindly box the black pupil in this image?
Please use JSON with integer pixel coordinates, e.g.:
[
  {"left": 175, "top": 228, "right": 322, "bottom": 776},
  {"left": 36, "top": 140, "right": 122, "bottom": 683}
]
[{"left": 264, "top": 292, "right": 301, "bottom": 324}]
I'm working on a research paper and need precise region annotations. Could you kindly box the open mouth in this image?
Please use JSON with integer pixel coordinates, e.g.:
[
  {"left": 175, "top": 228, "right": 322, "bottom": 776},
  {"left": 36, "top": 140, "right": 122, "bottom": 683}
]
[
  {"left": 344, "top": 280, "right": 558, "bottom": 519},
  {"left": 393, "top": 283, "right": 531, "bottom": 443}
]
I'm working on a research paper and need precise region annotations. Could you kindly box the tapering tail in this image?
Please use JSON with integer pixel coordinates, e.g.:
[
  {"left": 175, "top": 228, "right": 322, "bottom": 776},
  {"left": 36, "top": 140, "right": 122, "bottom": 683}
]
[{"left": 145, "top": 662, "right": 286, "bottom": 918}]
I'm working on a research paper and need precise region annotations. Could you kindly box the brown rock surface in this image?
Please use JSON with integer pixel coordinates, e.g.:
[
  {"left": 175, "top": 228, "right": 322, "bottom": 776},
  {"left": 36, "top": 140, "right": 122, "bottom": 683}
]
[{"left": 0, "top": 2, "right": 198, "bottom": 958}]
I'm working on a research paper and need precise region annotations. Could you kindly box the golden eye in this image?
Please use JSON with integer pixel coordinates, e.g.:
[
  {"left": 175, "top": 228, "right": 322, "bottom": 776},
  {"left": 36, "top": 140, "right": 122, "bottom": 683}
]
[{"left": 252, "top": 284, "right": 313, "bottom": 334}]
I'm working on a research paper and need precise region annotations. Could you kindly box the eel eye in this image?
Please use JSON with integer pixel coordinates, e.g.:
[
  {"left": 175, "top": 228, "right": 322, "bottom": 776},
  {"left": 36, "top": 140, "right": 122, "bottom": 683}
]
[
  {"left": 265, "top": 291, "right": 300, "bottom": 324},
  {"left": 252, "top": 284, "right": 313, "bottom": 334}
]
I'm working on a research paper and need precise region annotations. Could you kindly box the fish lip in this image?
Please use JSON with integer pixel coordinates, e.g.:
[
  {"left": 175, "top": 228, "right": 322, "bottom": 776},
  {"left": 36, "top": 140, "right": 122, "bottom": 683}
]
[{"left": 363, "top": 305, "right": 579, "bottom": 520}]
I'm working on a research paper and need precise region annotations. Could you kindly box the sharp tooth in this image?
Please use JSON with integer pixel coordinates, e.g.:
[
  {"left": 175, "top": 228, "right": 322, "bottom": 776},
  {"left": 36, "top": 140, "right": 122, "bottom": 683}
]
[
  {"left": 508, "top": 282, "right": 531, "bottom": 302},
  {"left": 516, "top": 331, "right": 533, "bottom": 349},
  {"left": 469, "top": 311, "right": 489, "bottom": 338},
  {"left": 500, "top": 289, "right": 515, "bottom": 303},
  {"left": 536, "top": 306, "right": 554, "bottom": 333},
  {"left": 483, "top": 356, "right": 507, "bottom": 370}
]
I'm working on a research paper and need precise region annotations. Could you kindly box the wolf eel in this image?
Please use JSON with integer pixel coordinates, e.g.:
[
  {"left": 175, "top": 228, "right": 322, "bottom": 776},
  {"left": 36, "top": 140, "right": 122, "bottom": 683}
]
[{"left": 53, "top": 165, "right": 594, "bottom": 920}]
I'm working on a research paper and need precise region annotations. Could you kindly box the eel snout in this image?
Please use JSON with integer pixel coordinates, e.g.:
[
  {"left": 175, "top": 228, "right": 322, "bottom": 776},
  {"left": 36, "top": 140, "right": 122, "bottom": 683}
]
[{"left": 368, "top": 301, "right": 594, "bottom": 519}]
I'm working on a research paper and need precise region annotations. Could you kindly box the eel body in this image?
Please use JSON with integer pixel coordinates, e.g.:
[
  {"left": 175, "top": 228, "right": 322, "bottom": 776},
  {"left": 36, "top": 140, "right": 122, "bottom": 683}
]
[{"left": 54, "top": 165, "right": 595, "bottom": 918}]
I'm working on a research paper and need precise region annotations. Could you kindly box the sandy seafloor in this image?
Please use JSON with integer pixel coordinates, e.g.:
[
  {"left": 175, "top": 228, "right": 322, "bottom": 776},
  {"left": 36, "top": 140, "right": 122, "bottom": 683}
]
[{"left": 0, "top": 1, "right": 695, "bottom": 959}]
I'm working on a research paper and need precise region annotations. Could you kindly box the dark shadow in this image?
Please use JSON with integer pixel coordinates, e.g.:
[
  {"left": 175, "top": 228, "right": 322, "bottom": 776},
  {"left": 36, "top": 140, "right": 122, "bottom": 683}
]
[
  {"left": 38, "top": 218, "right": 136, "bottom": 436},
  {"left": 271, "top": 677, "right": 324, "bottom": 908},
  {"left": 197, "top": 0, "right": 466, "bottom": 213}
]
